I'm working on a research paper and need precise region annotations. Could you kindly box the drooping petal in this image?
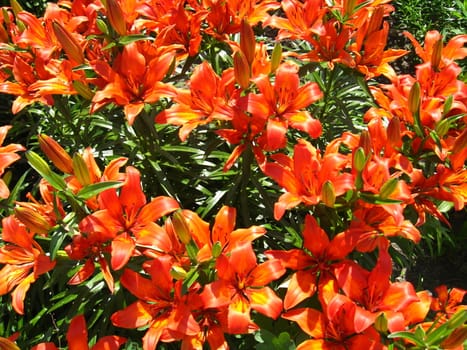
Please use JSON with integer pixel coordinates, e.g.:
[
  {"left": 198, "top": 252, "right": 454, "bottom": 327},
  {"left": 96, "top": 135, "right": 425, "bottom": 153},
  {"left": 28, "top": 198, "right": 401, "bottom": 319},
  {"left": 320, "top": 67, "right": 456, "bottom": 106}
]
[
  {"left": 11, "top": 273, "right": 35, "bottom": 315},
  {"left": 68, "top": 259, "right": 95, "bottom": 286},
  {"left": 120, "top": 268, "right": 158, "bottom": 301},
  {"left": 282, "top": 307, "right": 324, "bottom": 338},
  {"left": 67, "top": 315, "right": 89, "bottom": 350},
  {"left": 111, "top": 233, "right": 135, "bottom": 270}
]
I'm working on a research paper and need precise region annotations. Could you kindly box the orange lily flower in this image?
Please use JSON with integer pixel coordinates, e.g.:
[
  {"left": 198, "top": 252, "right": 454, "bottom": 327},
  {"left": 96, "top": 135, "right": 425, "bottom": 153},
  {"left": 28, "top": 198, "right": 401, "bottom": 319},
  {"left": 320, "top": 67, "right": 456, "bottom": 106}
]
[
  {"left": 66, "top": 166, "right": 180, "bottom": 291},
  {"left": 283, "top": 282, "right": 384, "bottom": 350},
  {"left": 334, "top": 244, "right": 420, "bottom": 332},
  {"left": 201, "top": 241, "right": 286, "bottom": 334},
  {"left": 431, "top": 285, "right": 467, "bottom": 321},
  {"left": 263, "top": 0, "right": 326, "bottom": 42},
  {"left": 155, "top": 61, "right": 236, "bottom": 141},
  {"left": 343, "top": 202, "right": 421, "bottom": 252},
  {"left": 263, "top": 139, "right": 354, "bottom": 220},
  {"left": 349, "top": 6, "right": 407, "bottom": 79},
  {"left": 111, "top": 256, "right": 201, "bottom": 350},
  {"left": 265, "top": 215, "right": 358, "bottom": 310},
  {"left": 0, "top": 216, "right": 56, "bottom": 314},
  {"left": 32, "top": 314, "right": 127, "bottom": 350},
  {"left": 248, "top": 62, "right": 323, "bottom": 151},
  {"left": 90, "top": 42, "right": 175, "bottom": 125},
  {"left": 0, "top": 125, "right": 25, "bottom": 198}
]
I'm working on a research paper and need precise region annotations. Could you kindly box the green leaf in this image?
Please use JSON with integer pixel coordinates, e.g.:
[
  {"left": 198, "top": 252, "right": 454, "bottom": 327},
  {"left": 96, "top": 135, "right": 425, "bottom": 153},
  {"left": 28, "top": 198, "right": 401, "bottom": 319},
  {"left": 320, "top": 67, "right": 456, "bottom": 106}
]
[
  {"left": 359, "top": 192, "right": 403, "bottom": 205},
  {"left": 118, "top": 34, "right": 153, "bottom": 45},
  {"left": 76, "top": 181, "right": 123, "bottom": 199},
  {"left": 388, "top": 330, "right": 426, "bottom": 347}
]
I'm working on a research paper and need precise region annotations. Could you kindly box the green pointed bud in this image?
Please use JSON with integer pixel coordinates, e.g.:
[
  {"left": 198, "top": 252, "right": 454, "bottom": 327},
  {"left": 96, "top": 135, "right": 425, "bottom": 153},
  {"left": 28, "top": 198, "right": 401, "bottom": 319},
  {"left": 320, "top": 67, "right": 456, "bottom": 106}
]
[
  {"left": 379, "top": 177, "right": 398, "bottom": 199},
  {"left": 96, "top": 18, "right": 110, "bottom": 36},
  {"left": 408, "top": 82, "right": 421, "bottom": 116},
  {"left": 211, "top": 241, "right": 222, "bottom": 258},
  {"left": 2, "top": 8, "right": 11, "bottom": 25},
  {"left": 321, "top": 181, "right": 336, "bottom": 208},
  {"left": 10, "top": 0, "right": 23, "bottom": 16},
  {"left": 374, "top": 312, "right": 388, "bottom": 333},
  {"left": 270, "top": 43, "right": 282, "bottom": 73},
  {"left": 72, "top": 153, "right": 91, "bottom": 186},
  {"left": 172, "top": 210, "right": 192, "bottom": 245},
  {"left": 26, "top": 150, "right": 53, "bottom": 177},
  {"left": 434, "top": 118, "right": 450, "bottom": 138},
  {"left": 353, "top": 147, "right": 367, "bottom": 172},
  {"left": 170, "top": 265, "right": 188, "bottom": 280}
]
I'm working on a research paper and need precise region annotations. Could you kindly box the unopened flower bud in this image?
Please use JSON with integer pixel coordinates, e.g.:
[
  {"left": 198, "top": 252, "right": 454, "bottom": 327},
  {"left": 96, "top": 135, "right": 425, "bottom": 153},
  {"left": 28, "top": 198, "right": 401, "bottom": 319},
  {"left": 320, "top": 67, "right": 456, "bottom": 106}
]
[
  {"left": 374, "top": 312, "right": 388, "bottom": 333},
  {"left": 379, "top": 177, "right": 398, "bottom": 199},
  {"left": 52, "top": 21, "right": 85, "bottom": 64},
  {"left": 172, "top": 210, "right": 192, "bottom": 245},
  {"left": 441, "top": 325, "right": 467, "bottom": 349},
  {"left": 211, "top": 241, "right": 222, "bottom": 258},
  {"left": 10, "top": 0, "right": 23, "bottom": 16},
  {"left": 270, "top": 42, "right": 282, "bottom": 73},
  {"left": 0, "top": 337, "right": 20, "bottom": 350},
  {"left": 104, "top": 0, "right": 126, "bottom": 36},
  {"left": 14, "top": 207, "right": 52, "bottom": 235},
  {"left": 234, "top": 51, "right": 250, "bottom": 89},
  {"left": 0, "top": 23, "right": 8, "bottom": 43},
  {"left": 170, "top": 265, "right": 188, "bottom": 280},
  {"left": 321, "top": 181, "right": 336, "bottom": 207},
  {"left": 408, "top": 82, "right": 421, "bottom": 116},
  {"left": 367, "top": 6, "right": 384, "bottom": 35},
  {"left": 452, "top": 128, "right": 467, "bottom": 156},
  {"left": 72, "top": 153, "right": 91, "bottom": 186},
  {"left": 358, "top": 130, "right": 372, "bottom": 156},
  {"left": 240, "top": 19, "right": 255, "bottom": 65},
  {"left": 431, "top": 37, "right": 443, "bottom": 71},
  {"left": 387, "top": 116, "right": 402, "bottom": 148},
  {"left": 344, "top": 0, "right": 357, "bottom": 17},
  {"left": 353, "top": 147, "right": 367, "bottom": 172},
  {"left": 38, "top": 134, "right": 73, "bottom": 174}
]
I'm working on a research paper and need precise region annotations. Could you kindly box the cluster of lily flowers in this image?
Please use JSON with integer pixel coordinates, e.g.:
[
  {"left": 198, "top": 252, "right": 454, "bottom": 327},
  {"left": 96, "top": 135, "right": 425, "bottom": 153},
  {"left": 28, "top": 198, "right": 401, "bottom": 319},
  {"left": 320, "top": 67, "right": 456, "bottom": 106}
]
[{"left": 0, "top": 0, "right": 466, "bottom": 349}]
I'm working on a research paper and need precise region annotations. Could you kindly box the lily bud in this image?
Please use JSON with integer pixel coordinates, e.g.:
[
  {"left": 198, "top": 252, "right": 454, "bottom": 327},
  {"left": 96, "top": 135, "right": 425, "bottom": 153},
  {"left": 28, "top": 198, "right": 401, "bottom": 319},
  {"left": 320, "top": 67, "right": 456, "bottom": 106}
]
[
  {"left": 240, "top": 19, "right": 255, "bottom": 65},
  {"left": 270, "top": 42, "right": 282, "bottom": 73},
  {"left": 441, "top": 325, "right": 467, "bottom": 349},
  {"left": 104, "top": 0, "right": 126, "bottom": 36},
  {"left": 408, "top": 82, "right": 421, "bottom": 116},
  {"left": 96, "top": 18, "right": 110, "bottom": 36},
  {"left": 52, "top": 21, "right": 85, "bottom": 64},
  {"left": 321, "top": 181, "right": 336, "bottom": 207},
  {"left": 387, "top": 116, "right": 402, "bottom": 148},
  {"left": 72, "top": 80, "right": 94, "bottom": 100},
  {"left": 0, "top": 337, "right": 20, "bottom": 350},
  {"left": 38, "top": 134, "right": 73, "bottom": 174},
  {"left": 234, "top": 51, "right": 250, "bottom": 90},
  {"left": 452, "top": 128, "right": 467, "bottom": 155},
  {"left": 431, "top": 37, "right": 443, "bottom": 71},
  {"left": 170, "top": 265, "right": 188, "bottom": 280},
  {"left": 344, "top": 0, "right": 357, "bottom": 17},
  {"left": 10, "top": 0, "right": 23, "bottom": 16},
  {"left": 358, "top": 130, "right": 372, "bottom": 156},
  {"left": 14, "top": 207, "right": 52, "bottom": 235},
  {"left": 211, "top": 241, "right": 222, "bottom": 258},
  {"left": 379, "top": 177, "right": 398, "bottom": 199},
  {"left": 367, "top": 5, "right": 384, "bottom": 35},
  {"left": 0, "top": 23, "right": 8, "bottom": 43},
  {"left": 72, "top": 153, "right": 91, "bottom": 186},
  {"left": 171, "top": 210, "right": 192, "bottom": 245},
  {"left": 374, "top": 312, "right": 388, "bottom": 333},
  {"left": 353, "top": 147, "right": 367, "bottom": 172}
]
